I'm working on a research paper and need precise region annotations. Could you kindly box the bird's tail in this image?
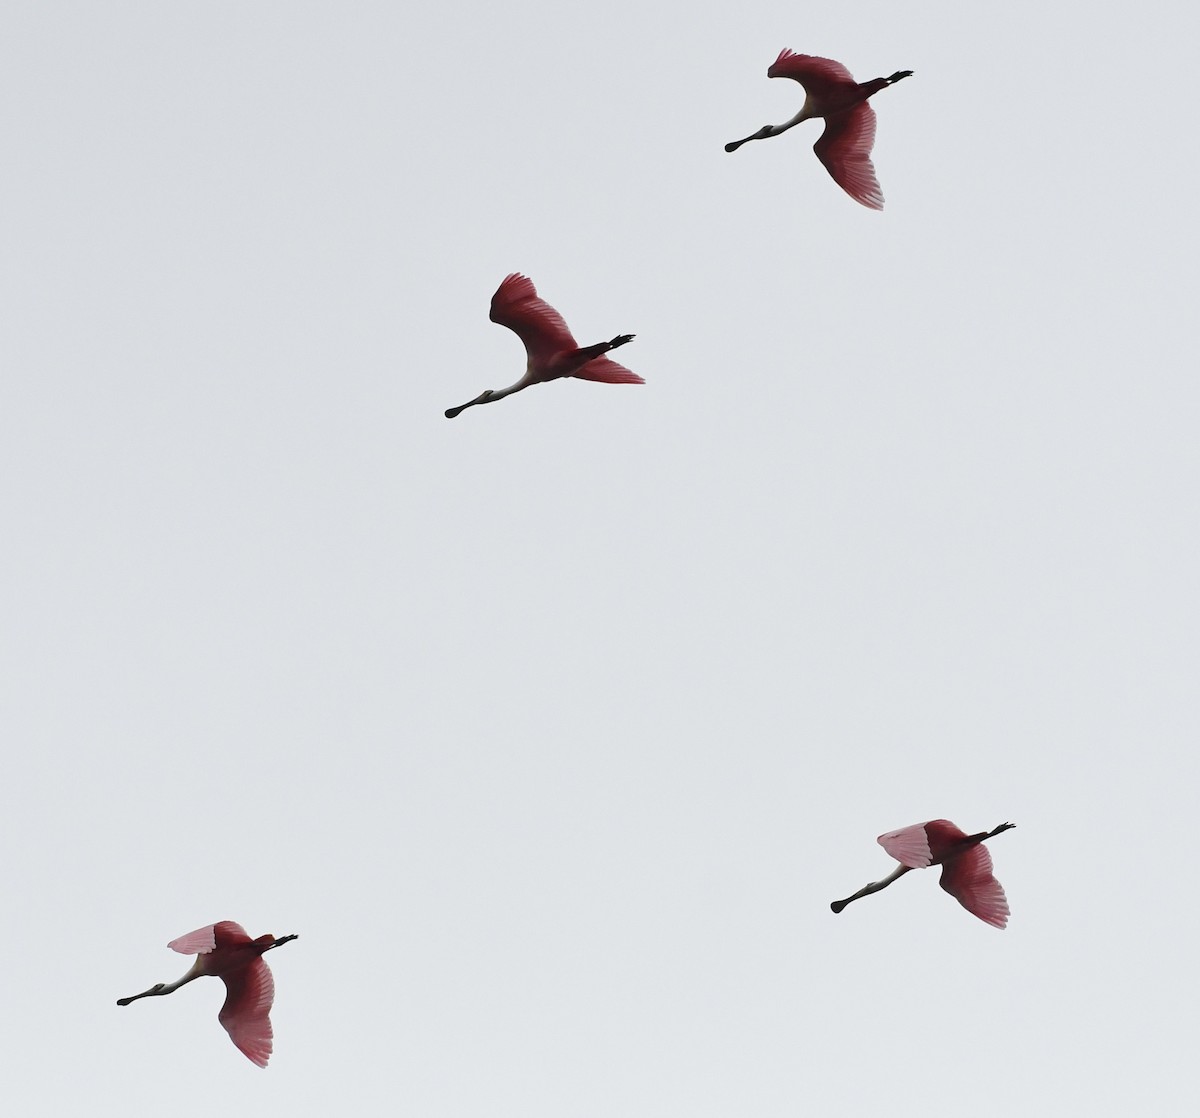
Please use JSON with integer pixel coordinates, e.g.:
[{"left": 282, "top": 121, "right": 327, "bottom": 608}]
[{"left": 573, "top": 355, "right": 644, "bottom": 384}]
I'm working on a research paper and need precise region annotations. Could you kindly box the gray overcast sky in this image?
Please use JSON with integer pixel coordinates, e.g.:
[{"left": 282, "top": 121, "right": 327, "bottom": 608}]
[{"left": 3, "top": 1, "right": 1199, "bottom": 1114}]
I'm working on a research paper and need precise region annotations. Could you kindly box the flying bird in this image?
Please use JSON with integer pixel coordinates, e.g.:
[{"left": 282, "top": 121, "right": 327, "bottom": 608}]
[
  {"left": 725, "top": 50, "right": 912, "bottom": 209},
  {"left": 831, "top": 820, "right": 1015, "bottom": 927},
  {"left": 445, "top": 272, "right": 642, "bottom": 418},
  {"left": 117, "top": 921, "right": 298, "bottom": 1067}
]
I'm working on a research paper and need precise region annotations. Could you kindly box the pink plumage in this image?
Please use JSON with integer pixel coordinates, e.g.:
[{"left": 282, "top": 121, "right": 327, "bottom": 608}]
[
  {"left": 571, "top": 354, "right": 644, "bottom": 384},
  {"left": 921, "top": 819, "right": 973, "bottom": 861},
  {"left": 725, "top": 50, "right": 912, "bottom": 210},
  {"left": 877, "top": 823, "right": 933, "bottom": 868},
  {"left": 832, "top": 820, "right": 1015, "bottom": 926},
  {"left": 489, "top": 272, "right": 578, "bottom": 365},
  {"left": 939, "top": 842, "right": 1010, "bottom": 929},
  {"left": 888, "top": 820, "right": 1011, "bottom": 928},
  {"left": 167, "top": 924, "right": 223, "bottom": 955},
  {"left": 217, "top": 955, "right": 276, "bottom": 1068},
  {"left": 813, "top": 102, "right": 883, "bottom": 212},
  {"left": 445, "top": 273, "right": 642, "bottom": 417},
  {"left": 118, "top": 920, "right": 298, "bottom": 1067},
  {"left": 767, "top": 52, "right": 859, "bottom": 103}
]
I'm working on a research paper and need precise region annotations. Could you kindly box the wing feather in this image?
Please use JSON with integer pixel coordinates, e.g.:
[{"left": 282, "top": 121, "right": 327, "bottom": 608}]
[
  {"left": 767, "top": 50, "right": 857, "bottom": 92},
  {"left": 939, "top": 844, "right": 1010, "bottom": 929},
  {"left": 877, "top": 823, "right": 932, "bottom": 868},
  {"left": 168, "top": 925, "right": 218, "bottom": 955},
  {"left": 922, "top": 819, "right": 970, "bottom": 863},
  {"left": 212, "top": 921, "right": 253, "bottom": 948},
  {"left": 572, "top": 354, "right": 644, "bottom": 384},
  {"left": 218, "top": 957, "right": 276, "bottom": 1067},
  {"left": 489, "top": 273, "right": 578, "bottom": 363},
  {"left": 813, "top": 103, "right": 884, "bottom": 210}
]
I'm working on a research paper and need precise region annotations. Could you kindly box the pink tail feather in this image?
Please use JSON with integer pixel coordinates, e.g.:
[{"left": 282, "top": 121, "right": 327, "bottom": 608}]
[{"left": 573, "top": 356, "right": 644, "bottom": 384}]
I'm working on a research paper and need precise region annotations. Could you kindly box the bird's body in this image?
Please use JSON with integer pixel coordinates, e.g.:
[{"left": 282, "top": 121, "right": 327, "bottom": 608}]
[
  {"left": 445, "top": 273, "right": 642, "bottom": 418},
  {"left": 725, "top": 50, "right": 912, "bottom": 210},
  {"left": 831, "top": 820, "right": 1015, "bottom": 927},
  {"left": 118, "top": 921, "right": 298, "bottom": 1067}
]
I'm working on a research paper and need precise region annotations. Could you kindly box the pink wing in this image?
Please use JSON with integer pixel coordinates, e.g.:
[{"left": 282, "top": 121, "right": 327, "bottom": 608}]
[
  {"left": 572, "top": 354, "right": 644, "bottom": 384},
  {"left": 922, "top": 819, "right": 970, "bottom": 863},
  {"left": 168, "top": 925, "right": 219, "bottom": 955},
  {"left": 169, "top": 921, "right": 252, "bottom": 955},
  {"left": 490, "top": 273, "right": 578, "bottom": 364},
  {"left": 878, "top": 823, "right": 932, "bottom": 868},
  {"left": 218, "top": 956, "right": 276, "bottom": 1067},
  {"left": 767, "top": 50, "right": 857, "bottom": 92},
  {"left": 939, "top": 844, "right": 1010, "bottom": 929},
  {"left": 813, "top": 102, "right": 884, "bottom": 210},
  {"left": 212, "top": 921, "right": 254, "bottom": 948}
]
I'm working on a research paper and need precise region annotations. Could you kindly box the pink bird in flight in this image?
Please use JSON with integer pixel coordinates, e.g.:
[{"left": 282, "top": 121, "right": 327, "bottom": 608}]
[
  {"left": 725, "top": 50, "right": 912, "bottom": 210},
  {"left": 445, "top": 273, "right": 642, "bottom": 418},
  {"left": 117, "top": 920, "right": 298, "bottom": 1067},
  {"left": 831, "top": 820, "right": 1015, "bottom": 927}
]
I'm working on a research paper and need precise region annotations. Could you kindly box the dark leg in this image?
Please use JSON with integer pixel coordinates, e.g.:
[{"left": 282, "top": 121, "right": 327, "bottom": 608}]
[
  {"left": 570, "top": 335, "right": 636, "bottom": 364},
  {"left": 963, "top": 822, "right": 1016, "bottom": 845}
]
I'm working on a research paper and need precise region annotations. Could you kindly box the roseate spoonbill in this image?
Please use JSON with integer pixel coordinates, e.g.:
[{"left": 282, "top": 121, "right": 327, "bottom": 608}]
[
  {"left": 724, "top": 50, "right": 912, "bottom": 210},
  {"left": 831, "top": 820, "right": 1015, "bottom": 927},
  {"left": 117, "top": 921, "right": 298, "bottom": 1067},
  {"left": 445, "top": 272, "right": 642, "bottom": 418}
]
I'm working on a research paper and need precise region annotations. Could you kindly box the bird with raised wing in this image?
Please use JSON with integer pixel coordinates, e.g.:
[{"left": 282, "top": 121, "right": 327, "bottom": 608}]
[
  {"left": 445, "top": 273, "right": 642, "bottom": 418},
  {"left": 117, "top": 921, "right": 298, "bottom": 1066},
  {"left": 831, "top": 820, "right": 1015, "bottom": 927},
  {"left": 725, "top": 50, "right": 912, "bottom": 210}
]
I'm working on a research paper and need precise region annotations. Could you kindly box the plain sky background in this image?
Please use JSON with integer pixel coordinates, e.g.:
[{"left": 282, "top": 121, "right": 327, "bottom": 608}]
[{"left": 3, "top": 1, "right": 1199, "bottom": 1114}]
